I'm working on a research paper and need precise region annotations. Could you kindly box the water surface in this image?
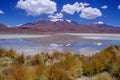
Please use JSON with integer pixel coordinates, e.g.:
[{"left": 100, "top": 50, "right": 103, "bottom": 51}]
[{"left": 0, "top": 39, "right": 120, "bottom": 55}]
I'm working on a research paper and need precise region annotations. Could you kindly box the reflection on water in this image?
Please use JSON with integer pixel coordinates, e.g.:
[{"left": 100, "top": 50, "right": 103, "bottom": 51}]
[
  {"left": 0, "top": 39, "right": 120, "bottom": 55},
  {"left": 63, "top": 40, "right": 120, "bottom": 55},
  {"left": 0, "top": 39, "right": 46, "bottom": 55}
]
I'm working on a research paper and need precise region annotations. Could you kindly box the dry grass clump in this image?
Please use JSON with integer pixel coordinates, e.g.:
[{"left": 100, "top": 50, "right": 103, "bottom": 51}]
[
  {"left": 0, "top": 48, "right": 16, "bottom": 58},
  {"left": 30, "top": 54, "right": 45, "bottom": 66},
  {"left": 9, "top": 64, "right": 29, "bottom": 80},
  {"left": 30, "top": 51, "right": 83, "bottom": 80},
  {"left": 0, "top": 46, "right": 120, "bottom": 80},
  {"left": 79, "top": 45, "right": 120, "bottom": 77},
  {"left": 0, "top": 57, "right": 13, "bottom": 68},
  {"left": 14, "top": 54, "right": 25, "bottom": 64},
  {"left": 7, "top": 49, "right": 16, "bottom": 58},
  {"left": 45, "top": 65, "right": 73, "bottom": 80},
  {"left": 0, "top": 65, "right": 28, "bottom": 80},
  {"left": 109, "top": 63, "right": 120, "bottom": 79},
  {"left": 80, "top": 55, "right": 95, "bottom": 76},
  {"left": 58, "top": 51, "right": 83, "bottom": 78}
]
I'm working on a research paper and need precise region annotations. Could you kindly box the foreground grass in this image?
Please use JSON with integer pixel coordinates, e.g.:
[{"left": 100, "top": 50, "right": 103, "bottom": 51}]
[{"left": 0, "top": 45, "right": 120, "bottom": 80}]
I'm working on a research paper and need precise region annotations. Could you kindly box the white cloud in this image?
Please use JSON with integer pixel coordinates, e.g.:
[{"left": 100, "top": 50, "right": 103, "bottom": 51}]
[
  {"left": 101, "top": 5, "right": 108, "bottom": 9},
  {"left": 48, "top": 13, "right": 63, "bottom": 21},
  {"left": 62, "top": 2, "right": 89, "bottom": 15},
  {"left": 16, "top": 0, "right": 57, "bottom": 16},
  {"left": 118, "top": 5, "right": 120, "bottom": 9},
  {"left": 48, "top": 13, "right": 63, "bottom": 19},
  {"left": 80, "top": 7, "right": 102, "bottom": 19},
  {"left": 95, "top": 21, "right": 104, "bottom": 24},
  {"left": 0, "top": 10, "right": 4, "bottom": 14},
  {"left": 62, "top": 2, "right": 102, "bottom": 19},
  {"left": 79, "top": 2, "right": 90, "bottom": 7}
]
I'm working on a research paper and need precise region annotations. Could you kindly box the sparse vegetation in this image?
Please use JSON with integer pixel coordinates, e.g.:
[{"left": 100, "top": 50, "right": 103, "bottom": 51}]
[{"left": 0, "top": 45, "right": 120, "bottom": 80}]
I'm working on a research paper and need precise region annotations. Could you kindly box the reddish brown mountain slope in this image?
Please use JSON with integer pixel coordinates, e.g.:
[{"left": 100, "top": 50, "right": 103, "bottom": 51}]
[{"left": 0, "top": 20, "right": 120, "bottom": 33}]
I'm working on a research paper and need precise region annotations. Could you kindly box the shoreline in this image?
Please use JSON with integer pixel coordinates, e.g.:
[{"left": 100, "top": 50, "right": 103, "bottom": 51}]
[{"left": 0, "top": 34, "right": 51, "bottom": 39}]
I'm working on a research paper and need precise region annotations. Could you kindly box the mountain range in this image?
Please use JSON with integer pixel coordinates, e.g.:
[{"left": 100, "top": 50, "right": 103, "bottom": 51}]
[{"left": 0, "top": 20, "right": 120, "bottom": 34}]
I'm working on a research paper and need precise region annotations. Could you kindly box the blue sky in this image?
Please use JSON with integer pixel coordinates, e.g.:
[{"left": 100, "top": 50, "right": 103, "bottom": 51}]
[{"left": 0, "top": 0, "right": 120, "bottom": 27}]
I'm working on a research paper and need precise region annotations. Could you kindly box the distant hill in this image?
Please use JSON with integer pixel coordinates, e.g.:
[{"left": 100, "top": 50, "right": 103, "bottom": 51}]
[
  {"left": 0, "top": 24, "right": 11, "bottom": 33},
  {"left": 0, "top": 24, "right": 8, "bottom": 29},
  {"left": 0, "top": 20, "right": 120, "bottom": 33}
]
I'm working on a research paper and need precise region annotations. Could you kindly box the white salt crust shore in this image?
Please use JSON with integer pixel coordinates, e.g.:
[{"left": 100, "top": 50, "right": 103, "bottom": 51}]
[{"left": 0, "top": 34, "right": 51, "bottom": 39}]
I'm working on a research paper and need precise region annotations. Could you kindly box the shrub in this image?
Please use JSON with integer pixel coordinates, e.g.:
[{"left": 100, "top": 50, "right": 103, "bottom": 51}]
[
  {"left": 0, "top": 74, "right": 1, "bottom": 80},
  {"left": 14, "top": 54, "right": 25, "bottom": 64},
  {"left": 80, "top": 45, "right": 120, "bottom": 76},
  {"left": 5, "top": 64, "right": 29, "bottom": 80},
  {"left": 91, "top": 55, "right": 106, "bottom": 73},
  {"left": 57, "top": 52, "right": 83, "bottom": 78},
  {"left": 0, "top": 48, "right": 7, "bottom": 57},
  {"left": 45, "top": 65, "right": 73, "bottom": 80},
  {"left": 29, "top": 65, "right": 47, "bottom": 80},
  {"left": 30, "top": 54, "right": 45, "bottom": 66},
  {"left": 80, "top": 56, "right": 95, "bottom": 76},
  {"left": 0, "top": 46, "right": 120, "bottom": 80},
  {"left": 7, "top": 48, "right": 16, "bottom": 58},
  {"left": 51, "top": 51, "right": 62, "bottom": 58},
  {"left": 109, "top": 63, "right": 120, "bottom": 78},
  {"left": 0, "top": 48, "right": 16, "bottom": 58}
]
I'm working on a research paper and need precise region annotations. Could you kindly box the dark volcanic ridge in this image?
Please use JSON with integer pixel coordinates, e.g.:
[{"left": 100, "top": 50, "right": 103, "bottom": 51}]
[{"left": 0, "top": 20, "right": 120, "bottom": 33}]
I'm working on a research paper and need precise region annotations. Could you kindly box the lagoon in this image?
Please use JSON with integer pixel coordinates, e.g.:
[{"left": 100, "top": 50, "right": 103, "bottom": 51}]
[{"left": 0, "top": 33, "right": 120, "bottom": 55}]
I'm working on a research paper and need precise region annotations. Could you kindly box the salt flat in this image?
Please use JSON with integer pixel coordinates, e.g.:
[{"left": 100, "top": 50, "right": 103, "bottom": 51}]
[
  {"left": 0, "top": 33, "right": 120, "bottom": 44},
  {"left": 21, "top": 33, "right": 120, "bottom": 46},
  {"left": 0, "top": 33, "right": 120, "bottom": 40},
  {"left": 65, "top": 33, "right": 120, "bottom": 40},
  {"left": 0, "top": 34, "right": 51, "bottom": 39},
  {"left": 65, "top": 33, "right": 120, "bottom": 36}
]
